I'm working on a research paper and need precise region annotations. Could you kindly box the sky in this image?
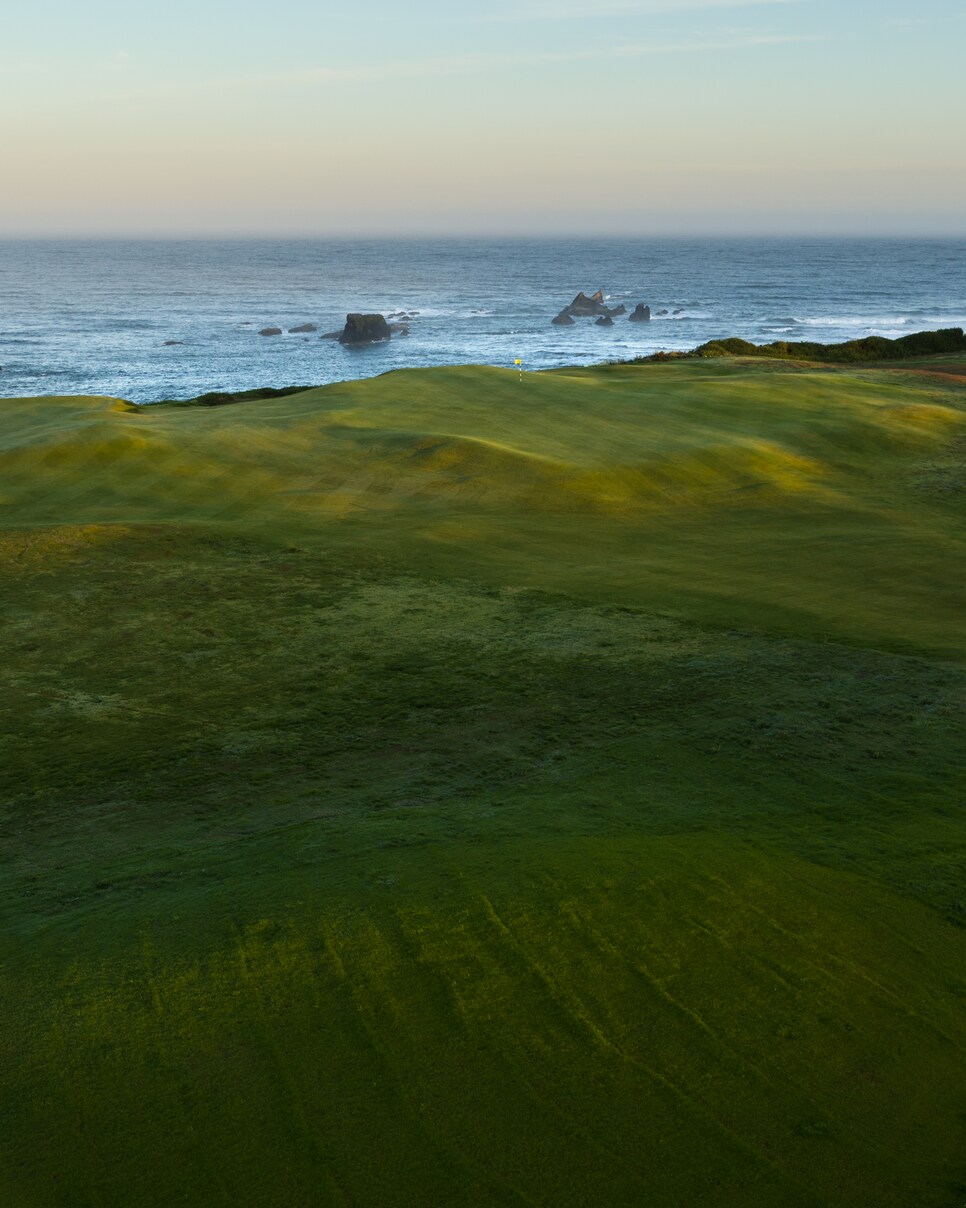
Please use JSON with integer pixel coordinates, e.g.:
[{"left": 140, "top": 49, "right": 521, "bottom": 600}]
[{"left": 1, "top": 0, "right": 964, "bottom": 237}]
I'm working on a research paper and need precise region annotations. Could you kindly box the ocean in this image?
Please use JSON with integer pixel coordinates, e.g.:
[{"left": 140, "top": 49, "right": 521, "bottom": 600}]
[{"left": 1, "top": 237, "right": 964, "bottom": 404}]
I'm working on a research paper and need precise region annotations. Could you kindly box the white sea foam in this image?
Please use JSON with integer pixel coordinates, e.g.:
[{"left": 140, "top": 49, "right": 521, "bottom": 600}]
[
  {"left": 774, "top": 314, "right": 966, "bottom": 339},
  {"left": 792, "top": 315, "right": 913, "bottom": 329}
]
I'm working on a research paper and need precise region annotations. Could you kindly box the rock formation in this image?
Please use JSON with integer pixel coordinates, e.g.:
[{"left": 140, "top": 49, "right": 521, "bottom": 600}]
[
  {"left": 289, "top": 323, "right": 317, "bottom": 333},
  {"left": 629, "top": 304, "right": 651, "bottom": 322},
  {"left": 338, "top": 314, "right": 393, "bottom": 345},
  {"left": 595, "top": 315, "right": 614, "bottom": 327},
  {"left": 554, "top": 291, "right": 629, "bottom": 322},
  {"left": 259, "top": 326, "right": 282, "bottom": 336},
  {"left": 564, "top": 290, "right": 613, "bottom": 317}
]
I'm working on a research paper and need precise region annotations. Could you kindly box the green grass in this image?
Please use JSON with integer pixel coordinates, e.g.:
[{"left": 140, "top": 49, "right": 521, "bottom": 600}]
[{"left": 2, "top": 356, "right": 965, "bottom": 1205}]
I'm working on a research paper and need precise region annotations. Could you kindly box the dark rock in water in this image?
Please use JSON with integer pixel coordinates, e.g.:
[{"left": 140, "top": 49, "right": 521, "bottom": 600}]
[
  {"left": 595, "top": 315, "right": 614, "bottom": 327},
  {"left": 629, "top": 304, "right": 651, "bottom": 322},
  {"left": 565, "top": 289, "right": 612, "bottom": 317},
  {"left": 289, "top": 323, "right": 317, "bottom": 333},
  {"left": 259, "top": 326, "right": 282, "bottom": 336},
  {"left": 320, "top": 330, "right": 341, "bottom": 340},
  {"left": 338, "top": 313, "right": 392, "bottom": 345},
  {"left": 673, "top": 308, "right": 683, "bottom": 315},
  {"left": 657, "top": 309, "right": 669, "bottom": 316},
  {"left": 556, "top": 290, "right": 627, "bottom": 320},
  {"left": 552, "top": 310, "right": 575, "bottom": 326},
  {"left": 389, "top": 322, "right": 410, "bottom": 336},
  {"left": 163, "top": 340, "right": 184, "bottom": 346}
]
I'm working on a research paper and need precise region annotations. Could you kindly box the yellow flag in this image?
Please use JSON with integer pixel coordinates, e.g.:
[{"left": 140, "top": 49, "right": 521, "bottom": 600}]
[{"left": 514, "top": 359, "right": 522, "bottom": 366}]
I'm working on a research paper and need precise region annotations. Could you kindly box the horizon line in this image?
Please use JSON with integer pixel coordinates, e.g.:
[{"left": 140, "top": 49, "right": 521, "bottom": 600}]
[{"left": 1, "top": 230, "right": 964, "bottom": 242}]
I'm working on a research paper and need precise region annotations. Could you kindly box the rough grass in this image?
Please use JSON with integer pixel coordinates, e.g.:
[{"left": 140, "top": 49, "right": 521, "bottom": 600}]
[{"left": 2, "top": 357, "right": 965, "bottom": 1206}]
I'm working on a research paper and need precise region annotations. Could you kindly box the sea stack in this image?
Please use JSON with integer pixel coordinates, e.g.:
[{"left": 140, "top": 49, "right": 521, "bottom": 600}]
[
  {"left": 338, "top": 314, "right": 393, "bottom": 345},
  {"left": 629, "top": 304, "right": 651, "bottom": 322},
  {"left": 564, "top": 290, "right": 612, "bottom": 317}
]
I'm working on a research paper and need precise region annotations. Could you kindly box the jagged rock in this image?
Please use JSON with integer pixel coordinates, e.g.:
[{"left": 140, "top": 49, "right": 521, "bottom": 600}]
[
  {"left": 259, "top": 326, "right": 282, "bottom": 336},
  {"left": 611, "top": 304, "right": 626, "bottom": 316},
  {"left": 338, "top": 313, "right": 392, "bottom": 345},
  {"left": 595, "top": 315, "right": 614, "bottom": 327},
  {"left": 552, "top": 310, "right": 575, "bottom": 326},
  {"left": 289, "top": 323, "right": 317, "bottom": 333},
  {"left": 564, "top": 290, "right": 612, "bottom": 317},
  {"left": 629, "top": 304, "right": 651, "bottom": 322}
]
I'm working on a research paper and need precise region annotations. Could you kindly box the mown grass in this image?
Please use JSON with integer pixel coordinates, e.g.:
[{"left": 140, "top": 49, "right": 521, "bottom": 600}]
[{"left": 2, "top": 356, "right": 965, "bottom": 1206}]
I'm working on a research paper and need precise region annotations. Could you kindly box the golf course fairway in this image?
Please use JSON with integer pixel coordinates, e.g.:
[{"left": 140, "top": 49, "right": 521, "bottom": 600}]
[{"left": 2, "top": 354, "right": 965, "bottom": 1206}]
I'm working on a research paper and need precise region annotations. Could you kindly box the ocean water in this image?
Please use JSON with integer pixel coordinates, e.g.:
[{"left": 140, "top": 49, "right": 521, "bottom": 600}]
[{"left": 1, "top": 237, "right": 963, "bottom": 404}]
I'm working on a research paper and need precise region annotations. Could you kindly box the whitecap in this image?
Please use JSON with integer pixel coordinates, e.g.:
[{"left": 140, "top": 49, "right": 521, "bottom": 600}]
[{"left": 791, "top": 315, "right": 913, "bottom": 329}]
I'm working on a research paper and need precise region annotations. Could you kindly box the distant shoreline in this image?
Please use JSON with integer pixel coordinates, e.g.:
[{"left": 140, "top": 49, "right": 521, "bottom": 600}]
[
  {"left": 2, "top": 237, "right": 963, "bottom": 403},
  {"left": 125, "top": 326, "right": 966, "bottom": 408},
  {"left": 4, "top": 325, "right": 965, "bottom": 408}
]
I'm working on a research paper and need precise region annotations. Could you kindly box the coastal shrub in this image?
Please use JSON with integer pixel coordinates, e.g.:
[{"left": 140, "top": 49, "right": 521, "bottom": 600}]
[
  {"left": 696, "top": 339, "right": 759, "bottom": 358},
  {"left": 688, "top": 328, "right": 966, "bottom": 365},
  {"left": 896, "top": 327, "right": 966, "bottom": 355},
  {"left": 158, "top": 385, "right": 314, "bottom": 408}
]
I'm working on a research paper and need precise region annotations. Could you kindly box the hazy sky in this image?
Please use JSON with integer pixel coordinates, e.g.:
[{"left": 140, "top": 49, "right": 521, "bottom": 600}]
[{"left": 2, "top": 0, "right": 963, "bottom": 236}]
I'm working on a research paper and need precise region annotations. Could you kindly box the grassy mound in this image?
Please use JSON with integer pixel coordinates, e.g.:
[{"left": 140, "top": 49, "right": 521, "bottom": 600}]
[{"left": 2, "top": 356, "right": 965, "bottom": 1206}]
